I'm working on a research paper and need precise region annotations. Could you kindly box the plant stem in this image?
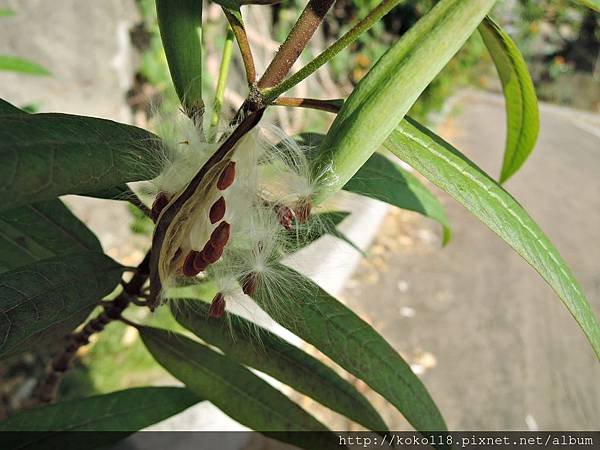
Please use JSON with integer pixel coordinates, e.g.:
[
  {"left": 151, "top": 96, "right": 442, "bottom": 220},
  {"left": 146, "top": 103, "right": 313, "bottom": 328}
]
[
  {"left": 263, "top": 0, "right": 404, "bottom": 101},
  {"left": 210, "top": 27, "right": 235, "bottom": 142},
  {"left": 223, "top": 9, "right": 257, "bottom": 85},
  {"left": 119, "top": 316, "right": 141, "bottom": 328},
  {"left": 35, "top": 252, "right": 152, "bottom": 404},
  {"left": 272, "top": 96, "right": 342, "bottom": 114},
  {"left": 257, "top": 0, "right": 335, "bottom": 89},
  {"left": 128, "top": 195, "right": 151, "bottom": 217}
]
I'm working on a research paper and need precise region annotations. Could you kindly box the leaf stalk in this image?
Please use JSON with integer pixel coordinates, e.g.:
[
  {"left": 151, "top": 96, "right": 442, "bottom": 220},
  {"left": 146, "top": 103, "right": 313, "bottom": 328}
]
[
  {"left": 224, "top": 9, "right": 257, "bottom": 85},
  {"left": 272, "top": 96, "right": 342, "bottom": 114},
  {"left": 209, "top": 26, "right": 236, "bottom": 141},
  {"left": 257, "top": 0, "right": 335, "bottom": 89},
  {"left": 263, "top": 0, "right": 405, "bottom": 102}
]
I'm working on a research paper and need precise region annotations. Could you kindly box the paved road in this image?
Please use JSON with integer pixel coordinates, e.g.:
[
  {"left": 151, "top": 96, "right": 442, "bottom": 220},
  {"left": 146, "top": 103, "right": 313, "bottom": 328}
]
[{"left": 343, "top": 92, "right": 600, "bottom": 430}]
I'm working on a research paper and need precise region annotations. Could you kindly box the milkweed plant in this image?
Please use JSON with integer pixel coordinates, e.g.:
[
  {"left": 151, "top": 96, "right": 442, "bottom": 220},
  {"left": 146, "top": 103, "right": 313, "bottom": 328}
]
[{"left": 0, "top": 0, "right": 599, "bottom": 447}]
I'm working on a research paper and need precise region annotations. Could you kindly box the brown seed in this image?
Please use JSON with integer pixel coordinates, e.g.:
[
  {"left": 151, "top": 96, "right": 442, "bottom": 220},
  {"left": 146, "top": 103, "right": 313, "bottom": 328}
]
[
  {"left": 242, "top": 272, "right": 260, "bottom": 296},
  {"left": 210, "top": 221, "right": 231, "bottom": 248},
  {"left": 277, "top": 205, "right": 294, "bottom": 230},
  {"left": 294, "top": 197, "right": 312, "bottom": 223},
  {"left": 182, "top": 250, "right": 201, "bottom": 277},
  {"left": 209, "top": 293, "right": 226, "bottom": 318},
  {"left": 150, "top": 192, "right": 170, "bottom": 222},
  {"left": 202, "top": 241, "right": 224, "bottom": 264},
  {"left": 192, "top": 251, "right": 209, "bottom": 272},
  {"left": 209, "top": 196, "right": 226, "bottom": 224},
  {"left": 217, "top": 161, "right": 236, "bottom": 190}
]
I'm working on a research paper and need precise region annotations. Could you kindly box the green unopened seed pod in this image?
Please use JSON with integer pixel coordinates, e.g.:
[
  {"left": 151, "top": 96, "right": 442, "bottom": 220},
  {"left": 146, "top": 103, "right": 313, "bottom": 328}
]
[
  {"left": 311, "top": 0, "right": 496, "bottom": 204},
  {"left": 156, "top": 0, "right": 204, "bottom": 119}
]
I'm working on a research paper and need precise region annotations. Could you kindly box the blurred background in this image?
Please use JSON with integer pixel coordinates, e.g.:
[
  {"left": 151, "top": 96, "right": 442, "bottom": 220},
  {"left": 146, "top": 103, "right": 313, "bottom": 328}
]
[{"left": 0, "top": 0, "right": 599, "bottom": 433}]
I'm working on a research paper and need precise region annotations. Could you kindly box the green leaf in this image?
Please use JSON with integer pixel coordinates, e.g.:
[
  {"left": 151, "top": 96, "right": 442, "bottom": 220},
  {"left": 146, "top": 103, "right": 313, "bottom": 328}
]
[
  {"left": 1, "top": 98, "right": 123, "bottom": 189},
  {"left": 573, "top": 0, "right": 600, "bottom": 11},
  {"left": 344, "top": 152, "right": 451, "bottom": 245},
  {"left": 386, "top": 117, "right": 600, "bottom": 359},
  {"left": 0, "top": 103, "right": 157, "bottom": 210},
  {"left": 82, "top": 184, "right": 132, "bottom": 201},
  {"left": 156, "top": 0, "right": 204, "bottom": 117},
  {"left": 295, "top": 132, "right": 450, "bottom": 244},
  {"left": 171, "top": 298, "right": 388, "bottom": 432},
  {"left": 0, "top": 98, "right": 25, "bottom": 115},
  {"left": 253, "top": 265, "right": 447, "bottom": 432},
  {"left": 140, "top": 326, "right": 339, "bottom": 450},
  {"left": 313, "top": 0, "right": 496, "bottom": 203},
  {"left": 0, "top": 113, "right": 161, "bottom": 211},
  {"left": 0, "top": 107, "right": 157, "bottom": 221},
  {"left": 479, "top": 16, "right": 539, "bottom": 183},
  {"left": 0, "top": 199, "right": 101, "bottom": 274},
  {"left": 0, "top": 253, "right": 123, "bottom": 359},
  {"left": 0, "top": 55, "right": 50, "bottom": 76},
  {"left": 0, "top": 387, "right": 201, "bottom": 449},
  {"left": 0, "top": 9, "right": 14, "bottom": 17}
]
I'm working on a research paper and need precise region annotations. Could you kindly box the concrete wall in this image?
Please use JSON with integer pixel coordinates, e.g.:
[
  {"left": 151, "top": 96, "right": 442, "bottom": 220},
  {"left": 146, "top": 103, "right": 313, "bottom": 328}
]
[{"left": 0, "top": 0, "right": 138, "bottom": 121}]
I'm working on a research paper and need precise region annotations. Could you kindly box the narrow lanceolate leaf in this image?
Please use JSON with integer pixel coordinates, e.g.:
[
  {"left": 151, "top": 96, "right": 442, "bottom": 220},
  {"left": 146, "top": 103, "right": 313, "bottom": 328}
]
[
  {"left": 156, "top": 0, "right": 204, "bottom": 117},
  {"left": 313, "top": 0, "right": 497, "bottom": 203},
  {"left": 171, "top": 299, "right": 388, "bottom": 432},
  {"left": 140, "top": 327, "right": 338, "bottom": 450},
  {"left": 0, "top": 98, "right": 24, "bottom": 115},
  {"left": 253, "top": 265, "right": 447, "bottom": 432},
  {"left": 0, "top": 113, "right": 160, "bottom": 211},
  {"left": 0, "top": 199, "right": 101, "bottom": 273},
  {"left": 387, "top": 117, "right": 600, "bottom": 359},
  {"left": 0, "top": 253, "right": 123, "bottom": 359},
  {"left": 574, "top": 0, "right": 600, "bottom": 12},
  {"left": 344, "top": 152, "right": 451, "bottom": 245},
  {"left": 479, "top": 17, "right": 539, "bottom": 183},
  {"left": 0, "top": 387, "right": 201, "bottom": 449},
  {"left": 0, "top": 55, "right": 49, "bottom": 76}
]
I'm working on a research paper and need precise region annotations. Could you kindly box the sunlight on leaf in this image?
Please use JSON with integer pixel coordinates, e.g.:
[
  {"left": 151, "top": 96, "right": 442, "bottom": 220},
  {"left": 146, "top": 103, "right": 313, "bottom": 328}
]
[
  {"left": 313, "top": 0, "right": 497, "bottom": 202},
  {"left": 253, "top": 265, "right": 447, "bottom": 432},
  {"left": 171, "top": 298, "right": 388, "bottom": 431},
  {"left": 479, "top": 16, "right": 539, "bottom": 183},
  {"left": 387, "top": 117, "right": 600, "bottom": 359},
  {"left": 140, "top": 326, "right": 339, "bottom": 450}
]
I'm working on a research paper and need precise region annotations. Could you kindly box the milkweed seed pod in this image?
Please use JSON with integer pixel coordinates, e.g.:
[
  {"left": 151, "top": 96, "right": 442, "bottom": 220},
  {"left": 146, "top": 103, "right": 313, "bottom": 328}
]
[{"left": 148, "top": 114, "right": 326, "bottom": 318}]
